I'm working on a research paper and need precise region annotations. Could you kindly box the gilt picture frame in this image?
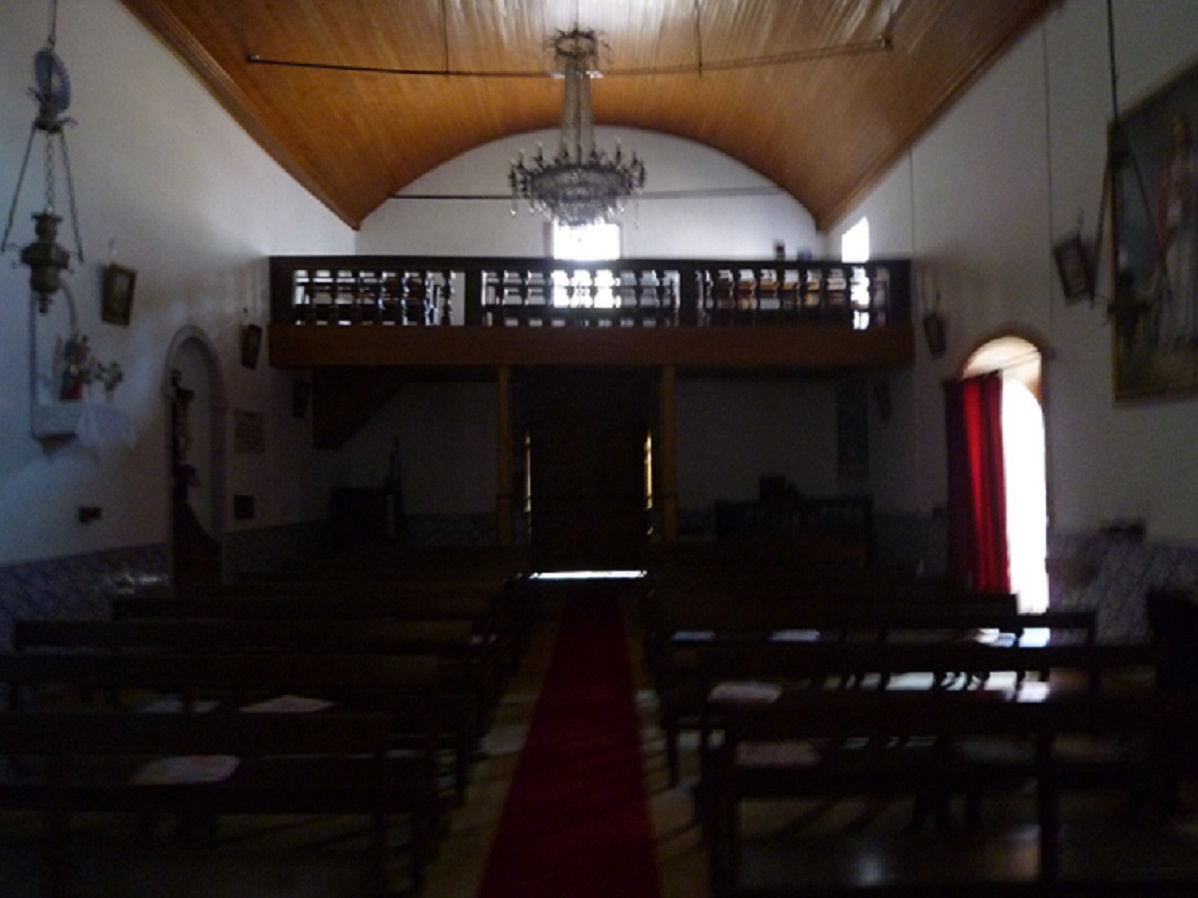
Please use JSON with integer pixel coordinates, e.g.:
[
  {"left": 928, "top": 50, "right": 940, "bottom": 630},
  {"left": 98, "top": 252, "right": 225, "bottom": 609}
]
[
  {"left": 101, "top": 264, "right": 136, "bottom": 326},
  {"left": 1110, "top": 57, "right": 1198, "bottom": 400},
  {"left": 1053, "top": 234, "right": 1093, "bottom": 302}
]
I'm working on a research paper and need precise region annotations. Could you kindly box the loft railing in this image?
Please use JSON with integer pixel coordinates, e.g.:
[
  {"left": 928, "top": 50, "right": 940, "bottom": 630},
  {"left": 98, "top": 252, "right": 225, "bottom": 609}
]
[{"left": 268, "top": 256, "right": 911, "bottom": 330}]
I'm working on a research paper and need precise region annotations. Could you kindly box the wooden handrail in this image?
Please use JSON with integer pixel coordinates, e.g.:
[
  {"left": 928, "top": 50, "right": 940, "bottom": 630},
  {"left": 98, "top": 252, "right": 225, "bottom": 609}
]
[{"left": 268, "top": 255, "right": 912, "bottom": 329}]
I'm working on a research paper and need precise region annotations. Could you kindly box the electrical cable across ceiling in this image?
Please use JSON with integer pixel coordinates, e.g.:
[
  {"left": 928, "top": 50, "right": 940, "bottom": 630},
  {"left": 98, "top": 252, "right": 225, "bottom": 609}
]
[{"left": 245, "top": 0, "right": 897, "bottom": 81}]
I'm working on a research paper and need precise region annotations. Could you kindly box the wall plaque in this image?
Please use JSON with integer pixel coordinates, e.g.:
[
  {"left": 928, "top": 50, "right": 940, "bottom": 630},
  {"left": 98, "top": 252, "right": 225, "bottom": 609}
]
[{"left": 233, "top": 409, "right": 265, "bottom": 454}]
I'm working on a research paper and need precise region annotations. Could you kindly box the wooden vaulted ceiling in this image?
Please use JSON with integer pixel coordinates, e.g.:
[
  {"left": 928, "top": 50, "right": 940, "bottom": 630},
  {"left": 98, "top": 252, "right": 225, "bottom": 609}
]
[{"left": 118, "top": 0, "right": 1058, "bottom": 231}]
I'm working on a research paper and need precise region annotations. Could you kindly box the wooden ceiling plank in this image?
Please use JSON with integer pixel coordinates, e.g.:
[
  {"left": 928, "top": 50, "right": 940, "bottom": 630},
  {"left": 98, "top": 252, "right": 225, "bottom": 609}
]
[{"left": 119, "top": 0, "right": 1058, "bottom": 230}]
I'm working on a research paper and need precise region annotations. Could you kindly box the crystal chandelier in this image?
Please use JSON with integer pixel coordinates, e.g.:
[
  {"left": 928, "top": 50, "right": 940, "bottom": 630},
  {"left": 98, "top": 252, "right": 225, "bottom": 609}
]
[{"left": 509, "top": 28, "right": 645, "bottom": 228}]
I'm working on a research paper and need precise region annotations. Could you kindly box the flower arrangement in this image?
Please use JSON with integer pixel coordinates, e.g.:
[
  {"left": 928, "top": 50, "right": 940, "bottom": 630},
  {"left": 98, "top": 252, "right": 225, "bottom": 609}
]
[
  {"left": 58, "top": 333, "right": 123, "bottom": 401},
  {"left": 95, "top": 360, "right": 124, "bottom": 395}
]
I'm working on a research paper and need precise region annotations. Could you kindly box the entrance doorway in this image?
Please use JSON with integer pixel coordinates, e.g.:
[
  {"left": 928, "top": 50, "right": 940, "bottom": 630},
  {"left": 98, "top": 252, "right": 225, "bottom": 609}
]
[
  {"left": 962, "top": 336, "right": 1048, "bottom": 613},
  {"left": 521, "top": 370, "right": 652, "bottom": 573}
]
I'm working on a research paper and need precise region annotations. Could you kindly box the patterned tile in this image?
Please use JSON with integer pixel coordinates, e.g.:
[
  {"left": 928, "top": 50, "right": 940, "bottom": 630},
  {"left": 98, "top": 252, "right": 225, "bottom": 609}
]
[
  {"left": 0, "top": 545, "right": 169, "bottom": 650},
  {"left": 1048, "top": 531, "right": 1198, "bottom": 641}
]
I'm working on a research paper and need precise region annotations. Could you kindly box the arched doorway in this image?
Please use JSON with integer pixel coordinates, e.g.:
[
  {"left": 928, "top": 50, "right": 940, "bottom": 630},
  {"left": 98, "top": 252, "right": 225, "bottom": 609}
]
[
  {"left": 962, "top": 335, "right": 1048, "bottom": 614},
  {"left": 164, "top": 327, "right": 227, "bottom": 593}
]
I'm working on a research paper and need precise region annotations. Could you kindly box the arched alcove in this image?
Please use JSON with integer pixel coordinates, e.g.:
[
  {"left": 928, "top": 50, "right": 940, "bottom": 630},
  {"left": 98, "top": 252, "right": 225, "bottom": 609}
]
[{"left": 163, "top": 326, "right": 229, "bottom": 590}]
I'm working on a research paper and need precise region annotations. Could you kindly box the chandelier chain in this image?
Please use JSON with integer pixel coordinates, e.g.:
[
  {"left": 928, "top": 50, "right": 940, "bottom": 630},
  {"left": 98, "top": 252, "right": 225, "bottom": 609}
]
[
  {"left": 44, "top": 128, "right": 56, "bottom": 214},
  {"left": 59, "top": 134, "right": 84, "bottom": 263},
  {"left": 1, "top": 126, "right": 37, "bottom": 253}
]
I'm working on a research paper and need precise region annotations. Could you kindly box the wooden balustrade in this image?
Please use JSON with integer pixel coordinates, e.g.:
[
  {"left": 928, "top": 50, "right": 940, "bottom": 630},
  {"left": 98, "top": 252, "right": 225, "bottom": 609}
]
[{"left": 269, "top": 256, "right": 911, "bottom": 330}]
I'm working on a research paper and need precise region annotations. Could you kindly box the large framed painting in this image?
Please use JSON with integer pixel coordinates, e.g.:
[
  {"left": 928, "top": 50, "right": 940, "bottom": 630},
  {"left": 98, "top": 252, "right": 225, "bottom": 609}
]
[{"left": 1111, "top": 58, "right": 1198, "bottom": 400}]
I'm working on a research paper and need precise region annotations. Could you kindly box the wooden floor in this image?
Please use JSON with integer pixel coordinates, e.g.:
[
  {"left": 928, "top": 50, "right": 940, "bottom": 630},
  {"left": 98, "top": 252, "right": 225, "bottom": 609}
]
[{"left": 3, "top": 588, "right": 1197, "bottom": 897}]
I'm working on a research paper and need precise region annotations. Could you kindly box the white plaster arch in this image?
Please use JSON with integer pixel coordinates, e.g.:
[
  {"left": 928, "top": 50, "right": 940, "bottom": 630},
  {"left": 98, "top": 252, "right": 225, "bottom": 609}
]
[{"left": 163, "top": 325, "right": 229, "bottom": 582}]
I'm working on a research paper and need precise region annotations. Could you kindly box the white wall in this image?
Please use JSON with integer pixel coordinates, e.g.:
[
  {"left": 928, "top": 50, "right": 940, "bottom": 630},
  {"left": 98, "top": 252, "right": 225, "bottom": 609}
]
[
  {"left": 359, "top": 129, "right": 823, "bottom": 260},
  {"left": 829, "top": 0, "right": 1198, "bottom": 543},
  {"left": 333, "top": 382, "right": 499, "bottom": 516},
  {"left": 676, "top": 379, "right": 841, "bottom": 509},
  {"left": 0, "top": 0, "right": 354, "bottom": 565}
]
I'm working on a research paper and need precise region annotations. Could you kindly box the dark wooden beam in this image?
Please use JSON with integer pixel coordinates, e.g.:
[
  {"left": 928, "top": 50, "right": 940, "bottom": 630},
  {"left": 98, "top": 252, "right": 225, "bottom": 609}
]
[{"left": 270, "top": 324, "right": 914, "bottom": 374}]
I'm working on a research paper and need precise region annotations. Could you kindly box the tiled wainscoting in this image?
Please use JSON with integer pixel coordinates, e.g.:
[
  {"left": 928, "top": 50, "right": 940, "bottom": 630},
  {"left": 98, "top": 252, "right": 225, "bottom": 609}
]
[
  {"left": 1048, "top": 531, "right": 1198, "bottom": 641},
  {"left": 875, "top": 514, "right": 1198, "bottom": 641},
  {"left": 0, "top": 544, "right": 169, "bottom": 650},
  {"left": 873, "top": 514, "right": 1198, "bottom": 641},
  {"left": 3, "top": 514, "right": 1197, "bottom": 650}
]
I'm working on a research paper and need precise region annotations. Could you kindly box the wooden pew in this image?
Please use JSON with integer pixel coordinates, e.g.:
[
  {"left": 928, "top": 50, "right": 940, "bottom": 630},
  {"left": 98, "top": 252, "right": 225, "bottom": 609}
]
[
  {"left": 649, "top": 600, "right": 1086, "bottom": 678},
  {"left": 109, "top": 587, "right": 527, "bottom": 673},
  {"left": 0, "top": 710, "right": 409, "bottom": 897},
  {"left": 265, "top": 545, "right": 530, "bottom": 583},
  {"left": 642, "top": 579, "right": 1021, "bottom": 680},
  {"left": 0, "top": 650, "right": 466, "bottom": 821},
  {"left": 12, "top": 616, "right": 503, "bottom": 735},
  {"left": 655, "top": 609, "right": 1103, "bottom": 785},
  {"left": 111, "top": 591, "right": 497, "bottom": 625},
  {"left": 15, "top": 616, "right": 479, "bottom": 655},
  {"left": 691, "top": 641, "right": 1156, "bottom": 790},
  {"left": 705, "top": 690, "right": 1198, "bottom": 897},
  {"left": 214, "top": 573, "right": 537, "bottom": 665}
]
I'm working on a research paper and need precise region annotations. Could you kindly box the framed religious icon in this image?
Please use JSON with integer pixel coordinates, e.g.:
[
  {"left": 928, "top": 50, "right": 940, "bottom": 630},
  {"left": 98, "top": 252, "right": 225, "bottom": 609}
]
[
  {"left": 1111, "top": 57, "right": 1198, "bottom": 399},
  {"left": 240, "top": 324, "right": 263, "bottom": 369},
  {"left": 1053, "top": 234, "right": 1093, "bottom": 301},
  {"left": 101, "top": 264, "right": 136, "bottom": 326}
]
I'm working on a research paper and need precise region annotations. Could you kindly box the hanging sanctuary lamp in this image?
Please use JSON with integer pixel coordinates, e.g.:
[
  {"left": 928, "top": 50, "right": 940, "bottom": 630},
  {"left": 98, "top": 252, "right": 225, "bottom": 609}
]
[{"left": 2, "top": 0, "right": 85, "bottom": 313}]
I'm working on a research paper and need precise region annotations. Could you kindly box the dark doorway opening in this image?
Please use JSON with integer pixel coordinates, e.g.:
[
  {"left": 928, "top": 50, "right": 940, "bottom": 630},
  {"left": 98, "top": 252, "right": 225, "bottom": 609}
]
[{"left": 521, "top": 369, "right": 652, "bottom": 573}]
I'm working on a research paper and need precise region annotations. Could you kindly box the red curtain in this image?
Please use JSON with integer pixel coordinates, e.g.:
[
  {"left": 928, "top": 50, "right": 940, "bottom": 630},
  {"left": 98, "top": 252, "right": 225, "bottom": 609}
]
[{"left": 944, "top": 373, "right": 1010, "bottom": 593}]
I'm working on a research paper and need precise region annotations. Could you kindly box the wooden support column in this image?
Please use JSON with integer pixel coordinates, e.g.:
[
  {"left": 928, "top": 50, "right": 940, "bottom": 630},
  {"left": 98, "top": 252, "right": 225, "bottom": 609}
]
[
  {"left": 496, "top": 366, "right": 514, "bottom": 546},
  {"left": 658, "top": 365, "right": 679, "bottom": 544}
]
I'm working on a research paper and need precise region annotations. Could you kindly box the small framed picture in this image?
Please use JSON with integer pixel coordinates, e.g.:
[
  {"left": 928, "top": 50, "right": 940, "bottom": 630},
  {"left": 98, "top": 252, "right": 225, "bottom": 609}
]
[
  {"left": 922, "top": 309, "right": 947, "bottom": 358},
  {"left": 240, "top": 324, "right": 263, "bottom": 369},
  {"left": 1053, "top": 234, "right": 1093, "bottom": 301},
  {"left": 101, "top": 264, "right": 137, "bottom": 325}
]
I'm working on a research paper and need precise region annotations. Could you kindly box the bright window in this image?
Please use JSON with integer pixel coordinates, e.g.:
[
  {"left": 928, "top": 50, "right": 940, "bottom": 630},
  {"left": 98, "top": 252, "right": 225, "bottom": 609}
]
[
  {"left": 841, "top": 216, "right": 870, "bottom": 263},
  {"left": 841, "top": 217, "right": 872, "bottom": 329},
  {"left": 552, "top": 222, "right": 620, "bottom": 260},
  {"left": 551, "top": 222, "right": 620, "bottom": 307}
]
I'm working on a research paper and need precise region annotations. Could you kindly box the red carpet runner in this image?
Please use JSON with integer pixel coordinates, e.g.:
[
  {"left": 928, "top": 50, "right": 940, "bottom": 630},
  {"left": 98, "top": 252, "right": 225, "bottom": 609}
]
[{"left": 477, "top": 585, "right": 662, "bottom": 898}]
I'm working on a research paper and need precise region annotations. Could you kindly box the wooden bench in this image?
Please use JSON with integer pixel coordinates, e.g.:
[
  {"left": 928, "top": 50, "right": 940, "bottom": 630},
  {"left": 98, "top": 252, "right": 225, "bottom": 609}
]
[
  {"left": 642, "top": 583, "right": 1021, "bottom": 681},
  {"left": 12, "top": 616, "right": 503, "bottom": 735},
  {"left": 111, "top": 591, "right": 496, "bottom": 625},
  {"left": 0, "top": 710, "right": 410, "bottom": 897},
  {"left": 109, "top": 588, "right": 524, "bottom": 675},
  {"left": 0, "top": 650, "right": 462, "bottom": 834},
  {"left": 690, "top": 640, "right": 1157, "bottom": 813},
  {"left": 705, "top": 690, "right": 1198, "bottom": 897},
  {"left": 655, "top": 609, "right": 1103, "bottom": 785},
  {"left": 214, "top": 573, "right": 537, "bottom": 664}
]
